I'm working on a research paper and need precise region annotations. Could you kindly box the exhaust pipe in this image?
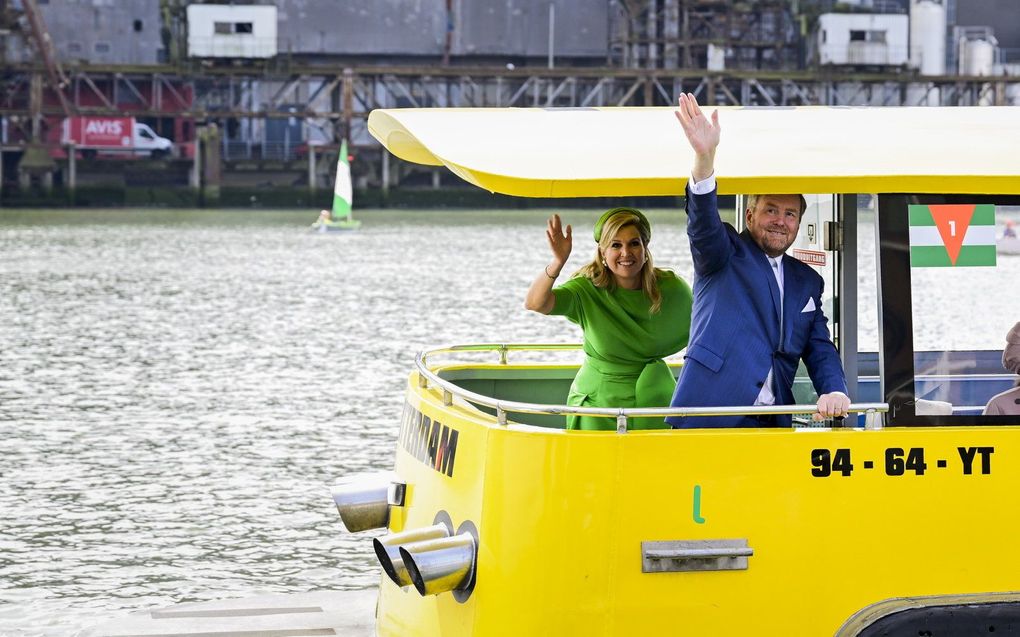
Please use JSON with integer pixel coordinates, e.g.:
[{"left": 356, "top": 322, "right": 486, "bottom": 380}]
[
  {"left": 330, "top": 472, "right": 401, "bottom": 532},
  {"left": 372, "top": 524, "right": 450, "bottom": 587},
  {"left": 399, "top": 531, "right": 477, "bottom": 597}
]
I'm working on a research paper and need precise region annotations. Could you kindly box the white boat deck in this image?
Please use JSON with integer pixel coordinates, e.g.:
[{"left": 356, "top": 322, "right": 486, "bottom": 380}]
[{"left": 87, "top": 589, "right": 376, "bottom": 637}]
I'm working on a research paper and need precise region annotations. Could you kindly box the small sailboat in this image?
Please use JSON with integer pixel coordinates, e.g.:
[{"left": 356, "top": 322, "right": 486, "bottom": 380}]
[{"left": 311, "top": 139, "right": 361, "bottom": 232}]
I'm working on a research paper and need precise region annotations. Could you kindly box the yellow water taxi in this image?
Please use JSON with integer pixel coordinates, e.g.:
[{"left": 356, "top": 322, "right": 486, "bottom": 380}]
[{"left": 332, "top": 106, "right": 1020, "bottom": 636}]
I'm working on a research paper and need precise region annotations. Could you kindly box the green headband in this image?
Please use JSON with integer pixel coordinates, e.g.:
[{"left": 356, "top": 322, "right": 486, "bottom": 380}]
[{"left": 593, "top": 207, "right": 651, "bottom": 243}]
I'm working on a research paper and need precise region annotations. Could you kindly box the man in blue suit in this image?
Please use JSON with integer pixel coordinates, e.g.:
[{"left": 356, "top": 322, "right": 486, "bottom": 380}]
[{"left": 667, "top": 93, "right": 850, "bottom": 428}]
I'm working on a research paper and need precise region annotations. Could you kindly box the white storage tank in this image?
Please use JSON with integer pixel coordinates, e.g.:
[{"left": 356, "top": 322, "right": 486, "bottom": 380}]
[
  {"left": 960, "top": 38, "right": 996, "bottom": 76},
  {"left": 707, "top": 43, "right": 725, "bottom": 71},
  {"left": 187, "top": 4, "right": 278, "bottom": 58},
  {"left": 1009, "top": 83, "right": 1020, "bottom": 107},
  {"left": 909, "top": 0, "right": 946, "bottom": 75}
]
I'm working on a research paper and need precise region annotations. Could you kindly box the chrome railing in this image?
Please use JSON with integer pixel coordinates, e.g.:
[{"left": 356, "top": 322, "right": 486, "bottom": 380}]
[{"left": 415, "top": 344, "right": 888, "bottom": 433}]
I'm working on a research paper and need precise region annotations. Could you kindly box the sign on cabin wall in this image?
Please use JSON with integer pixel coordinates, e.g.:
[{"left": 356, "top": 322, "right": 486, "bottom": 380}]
[
  {"left": 792, "top": 248, "right": 827, "bottom": 267},
  {"left": 908, "top": 204, "right": 997, "bottom": 267}
]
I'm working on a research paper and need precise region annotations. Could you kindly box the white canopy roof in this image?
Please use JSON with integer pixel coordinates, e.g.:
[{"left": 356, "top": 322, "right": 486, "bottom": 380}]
[{"left": 368, "top": 106, "right": 1020, "bottom": 197}]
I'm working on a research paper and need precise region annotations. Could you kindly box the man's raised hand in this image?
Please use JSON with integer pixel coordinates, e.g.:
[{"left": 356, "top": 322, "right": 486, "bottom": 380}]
[{"left": 675, "top": 93, "right": 720, "bottom": 182}]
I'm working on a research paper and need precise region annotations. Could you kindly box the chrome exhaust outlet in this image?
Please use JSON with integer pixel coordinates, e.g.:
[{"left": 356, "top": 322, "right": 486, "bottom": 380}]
[
  {"left": 372, "top": 523, "right": 450, "bottom": 587},
  {"left": 330, "top": 472, "right": 398, "bottom": 532},
  {"left": 399, "top": 531, "right": 477, "bottom": 597}
]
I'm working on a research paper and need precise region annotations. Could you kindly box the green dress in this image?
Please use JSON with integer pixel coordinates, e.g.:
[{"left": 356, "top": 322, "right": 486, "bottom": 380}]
[{"left": 550, "top": 271, "right": 692, "bottom": 430}]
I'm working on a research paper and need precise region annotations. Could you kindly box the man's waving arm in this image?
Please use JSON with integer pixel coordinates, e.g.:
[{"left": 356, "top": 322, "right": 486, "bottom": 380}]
[{"left": 675, "top": 93, "right": 731, "bottom": 276}]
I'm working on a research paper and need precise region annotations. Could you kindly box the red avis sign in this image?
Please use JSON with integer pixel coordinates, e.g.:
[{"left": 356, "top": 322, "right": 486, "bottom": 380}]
[{"left": 64, "top": 117, "right": 135, "bottom": 148}]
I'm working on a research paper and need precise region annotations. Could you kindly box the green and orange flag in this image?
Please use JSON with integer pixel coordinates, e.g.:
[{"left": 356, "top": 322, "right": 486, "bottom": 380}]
[{"left": 908, "top": 204, "right": 996, "bottom": 267}]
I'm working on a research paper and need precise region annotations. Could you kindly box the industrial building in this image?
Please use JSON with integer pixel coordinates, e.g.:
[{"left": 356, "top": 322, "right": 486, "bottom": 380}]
[
  {"left": 1, "top": 0, "right": 1018, "bottom": 206},
  {"left": 11, "top": 0, "right": 1014, "bottom": 71},
  {"left": 5, "top": 0, "right": 165, "bottom": 65}
]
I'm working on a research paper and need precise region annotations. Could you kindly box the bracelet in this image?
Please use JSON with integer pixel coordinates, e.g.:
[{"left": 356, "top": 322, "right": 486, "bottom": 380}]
[{"left": 544, "top": 265, "right": 560, "bottom": 279}]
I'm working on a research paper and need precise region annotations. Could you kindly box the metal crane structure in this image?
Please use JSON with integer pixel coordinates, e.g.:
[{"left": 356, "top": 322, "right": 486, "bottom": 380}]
[
  {"left": 2, "top": 0, "right": 73, "bottom": 188},
  {"left": 610, "top": 0, "right": 803, "bottom": 71},
  {"left": 19, "top": 0, "right": 72, "bottom": 117}
]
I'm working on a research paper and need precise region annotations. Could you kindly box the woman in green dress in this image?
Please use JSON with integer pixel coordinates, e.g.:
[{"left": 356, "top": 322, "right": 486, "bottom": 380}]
[{"left": 525, "top": 208, "right": 692, "bottom": 430}]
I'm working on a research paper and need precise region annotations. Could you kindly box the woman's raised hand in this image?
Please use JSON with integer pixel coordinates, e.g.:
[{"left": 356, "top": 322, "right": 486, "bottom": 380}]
[
  {"left": 546, "top": 214, "right": 572, "bottom": 269},
  {"left": 526, "top": 214, "right": 572, "bottom": 313}
]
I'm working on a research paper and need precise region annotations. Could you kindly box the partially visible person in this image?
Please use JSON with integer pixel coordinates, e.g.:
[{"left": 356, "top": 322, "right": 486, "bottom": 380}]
[
  {"left": 984, "top": 322, "right": 1020, "bottom": 416},
  {"left": 1004, "top": 220, "right": 1017, "bottom": 239},
  {"left": 318, "top": 209, "right": 333, "bottom": 222},
  {"left": 667, "top": 92, "right": 850, "bottom": 428},
  {"left": 525, "top": 209, "right": 692, "bottom": 430}
]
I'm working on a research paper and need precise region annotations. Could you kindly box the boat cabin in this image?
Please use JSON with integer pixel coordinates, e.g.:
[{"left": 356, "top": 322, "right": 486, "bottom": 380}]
[{"left": 331, "top": 105, "right": 1020, "bottom": 636}]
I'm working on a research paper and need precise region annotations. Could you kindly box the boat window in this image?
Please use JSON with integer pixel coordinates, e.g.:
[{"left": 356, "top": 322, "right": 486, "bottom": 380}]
[
  {"left": 878, "top": 194, "right": 1020, "bottom": 426},
  {"left": 857, "top": 195, "right": 881, "bottom": 402},
  {"left": 787, "top": 194, "right": 884, "bottom": 421}
]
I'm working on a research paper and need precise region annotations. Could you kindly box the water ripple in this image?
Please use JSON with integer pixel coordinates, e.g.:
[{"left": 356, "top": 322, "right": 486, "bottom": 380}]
[{"left": 0, "top": 208, "right": 679, "bottom": 636}]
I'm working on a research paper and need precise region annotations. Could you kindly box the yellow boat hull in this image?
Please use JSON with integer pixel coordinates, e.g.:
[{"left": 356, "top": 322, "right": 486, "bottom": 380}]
[{"left": 374, "top": 367, "right": 1020, "bottom": 636}]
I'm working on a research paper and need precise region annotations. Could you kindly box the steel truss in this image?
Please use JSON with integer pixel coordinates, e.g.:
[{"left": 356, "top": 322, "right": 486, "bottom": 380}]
[{"left": 1, "top": 64, "right": 1013, "bottom": 144}]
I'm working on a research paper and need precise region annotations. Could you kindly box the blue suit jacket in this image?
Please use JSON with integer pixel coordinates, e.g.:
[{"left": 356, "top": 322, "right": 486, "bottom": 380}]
[{"left": 667, "top": 187, "right": 848, "bottom": 428}]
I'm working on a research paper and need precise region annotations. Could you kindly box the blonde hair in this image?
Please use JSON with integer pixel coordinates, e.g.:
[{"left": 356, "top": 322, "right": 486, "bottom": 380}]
[{"left": 573, "top": 211, "right": 666, "bottom": 314}]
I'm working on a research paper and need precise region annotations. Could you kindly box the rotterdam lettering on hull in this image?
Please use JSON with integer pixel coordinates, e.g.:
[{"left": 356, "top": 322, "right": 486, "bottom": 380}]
[{"left": 399, "top": 403, "right": 458, "bottom": 477}]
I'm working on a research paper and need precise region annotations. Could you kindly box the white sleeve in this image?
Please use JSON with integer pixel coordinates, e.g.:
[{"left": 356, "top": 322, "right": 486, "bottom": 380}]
[{"left": 688, "top": 172, "right": 716, "bottom": 195}]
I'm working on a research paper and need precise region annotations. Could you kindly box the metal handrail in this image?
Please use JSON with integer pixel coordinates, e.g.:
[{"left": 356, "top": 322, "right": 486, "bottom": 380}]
[{"left": 414, "top": 344, "right": 888, "bottom": 433}]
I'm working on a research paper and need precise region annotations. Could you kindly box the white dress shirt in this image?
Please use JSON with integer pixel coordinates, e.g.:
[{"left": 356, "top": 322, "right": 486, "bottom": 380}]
[
  {"left": 689, "top": 173, "right": 716, "bottom": 195},
  {"left": 689, "top": 172, "right": 782, "bottom": 405},
  {"left": 754, "top": 255, "right": 784, "bottom": 405}
]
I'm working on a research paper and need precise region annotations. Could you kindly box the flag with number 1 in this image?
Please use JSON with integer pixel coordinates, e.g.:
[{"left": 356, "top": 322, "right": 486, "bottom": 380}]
[{"left": 908, "top": 204, "right": 996, "bottom": 267}]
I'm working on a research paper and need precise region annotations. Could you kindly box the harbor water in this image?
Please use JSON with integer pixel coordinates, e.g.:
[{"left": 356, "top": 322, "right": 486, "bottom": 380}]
[{"left": 0, "top": 206, "right": 1013, "bottom": 636}]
